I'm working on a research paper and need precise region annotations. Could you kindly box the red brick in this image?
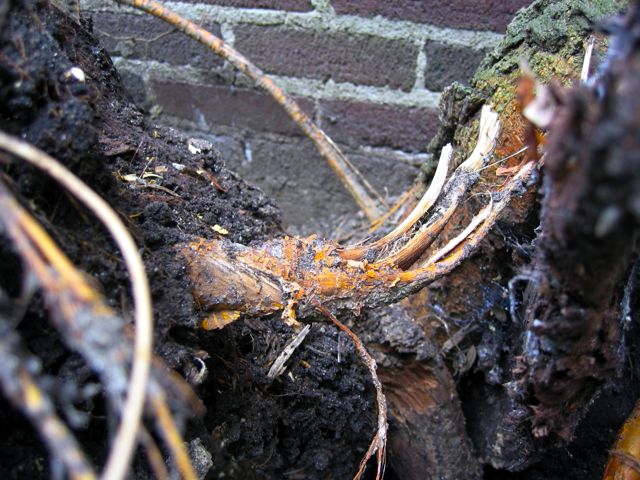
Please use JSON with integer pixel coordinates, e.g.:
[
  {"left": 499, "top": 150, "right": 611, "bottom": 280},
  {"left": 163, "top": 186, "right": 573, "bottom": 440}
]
[
  {"left": 319, "top": 100, "right": 439, "bottom": 152},
  {"left": 92, "top": 13, "right": 222, "bottom": 69},
  {"left": 229, "top": 137, "right": 418, "bottom": 234},
  {"left": 178, "top": 0, "right": 312, "bottom": 10},
  {"left": 332, "top": 0, "right": 534, "bottom": 33},
  {"left": 234, "top": 25, "right": 417, "bottom": 91},
  {"left": 151, "top": 80, "right": 313, "bottom": 136},
  {"left": 424, "top": 42, "right": 488, "bottom": 91}
]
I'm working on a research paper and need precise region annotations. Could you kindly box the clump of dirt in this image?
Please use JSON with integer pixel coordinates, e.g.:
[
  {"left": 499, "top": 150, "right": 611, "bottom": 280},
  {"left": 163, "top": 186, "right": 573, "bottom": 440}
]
[
  {"left": 0, "top": 1, "right": 376, "bottom": 478},
  {"left": 2, "top": 1, "right": 639, "bottom": 479},
  {"left": 177, "top": 317, "right": 376, "bottom": 479}
]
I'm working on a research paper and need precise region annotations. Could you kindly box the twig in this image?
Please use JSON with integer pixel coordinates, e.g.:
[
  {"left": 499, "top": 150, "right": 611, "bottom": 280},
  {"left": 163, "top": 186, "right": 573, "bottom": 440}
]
[
  {"left": 313, "top": 302, "right": 387, "bottom": 480},
  {"left": 0, "top": 131, "right": 152, "bottom": 480},
  {"left": 267, "top": 324, "right": 311, "bottom": 379},
  {"left": 114, "top": 0, "right": 386, "bottom": 222}
]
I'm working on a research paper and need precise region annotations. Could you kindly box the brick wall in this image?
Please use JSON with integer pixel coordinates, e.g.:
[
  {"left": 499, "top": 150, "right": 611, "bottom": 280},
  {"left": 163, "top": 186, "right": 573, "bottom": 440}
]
[{"left": 81, "top": 0, "right": 532, "bottom": 235}]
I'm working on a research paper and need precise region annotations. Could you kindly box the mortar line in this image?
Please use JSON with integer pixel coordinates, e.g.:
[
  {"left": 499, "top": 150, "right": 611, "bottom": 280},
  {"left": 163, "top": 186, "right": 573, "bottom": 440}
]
[
  {"left": 157, "top": 112, "right": 433, "bottom": 166},
  {"left": 413, "top": 40, "right": 427, "bottom": 92},
  {"left": 81, "top": 0, "right": 503, "bottom": 50},
  {"left": 112, "top": 57, "right": 442, "bottom": 109},
  {"left": 220, "top": 23, "right": 235, "bottom": 46}
]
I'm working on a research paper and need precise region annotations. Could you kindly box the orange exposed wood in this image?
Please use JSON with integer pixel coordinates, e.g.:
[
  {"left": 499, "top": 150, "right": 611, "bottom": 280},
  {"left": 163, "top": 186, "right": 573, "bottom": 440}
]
[{"left": 604, "top": 400, "right": 640, "bottom": 480}]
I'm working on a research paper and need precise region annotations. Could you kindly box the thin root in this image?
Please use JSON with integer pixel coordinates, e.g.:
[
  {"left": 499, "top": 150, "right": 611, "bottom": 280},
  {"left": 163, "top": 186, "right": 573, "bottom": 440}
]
[
  {"left": 313, "top": 302, "right": 387, "bottom": 480},
  {"left": 0, "top": 131, "right": 152, "bottom": 480},
  {"left": 139, "top": 427, "right": 171, "bottom": 480},
  {"left": 367, "top": 185, "right": 416, "bottom": 234},
  {"left": 150, "top": 392, "right": 198, "bottom": 480}
]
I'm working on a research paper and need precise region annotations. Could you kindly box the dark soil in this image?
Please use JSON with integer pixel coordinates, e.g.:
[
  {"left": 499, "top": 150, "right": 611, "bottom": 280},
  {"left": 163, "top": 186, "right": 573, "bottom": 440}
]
[
  {"left": 0, "top": 1, "right": 376, "bottom": 479},
  {"left": 1, "top": 0, "right": 639, "bottom": 479}
]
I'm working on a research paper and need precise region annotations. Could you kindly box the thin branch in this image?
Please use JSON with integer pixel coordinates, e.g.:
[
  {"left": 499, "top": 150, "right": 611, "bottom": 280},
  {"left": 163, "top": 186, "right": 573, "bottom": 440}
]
[
  {"left": 114, "top": 0, "right": 386, "bottom": 222},
  {"left": 313, "top": 303, "right": 387, "bottom": 480},
  {"left": 0, "top": 131, "right": 152, "bottom": 480}
]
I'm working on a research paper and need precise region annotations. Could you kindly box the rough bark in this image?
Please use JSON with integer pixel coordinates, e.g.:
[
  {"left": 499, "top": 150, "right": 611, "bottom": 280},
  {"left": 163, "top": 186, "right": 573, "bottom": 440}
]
[{"left": 1, "top": 0, "right": 640, "bottom": 479}]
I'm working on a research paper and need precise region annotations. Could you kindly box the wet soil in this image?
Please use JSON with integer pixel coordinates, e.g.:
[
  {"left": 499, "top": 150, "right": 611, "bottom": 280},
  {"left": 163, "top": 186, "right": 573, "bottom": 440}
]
[
  {"left": 0, "top": 1, "right": 376, "bottom": 478},
  {"left": 1, "top": 1, "right": 639, "bottom": 479}
]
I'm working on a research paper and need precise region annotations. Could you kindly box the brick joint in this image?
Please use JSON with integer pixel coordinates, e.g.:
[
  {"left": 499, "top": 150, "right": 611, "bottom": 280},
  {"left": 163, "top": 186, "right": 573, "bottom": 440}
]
[{"left": 83, "top": 0, "right": 534, "bottom": 228}]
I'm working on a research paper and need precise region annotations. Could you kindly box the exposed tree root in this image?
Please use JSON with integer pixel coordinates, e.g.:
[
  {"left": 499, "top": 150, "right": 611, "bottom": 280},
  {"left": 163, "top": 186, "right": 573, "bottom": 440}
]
[
  {"left": 114, "top": 0, "right": 387, "bottom": 222},
  {"left": 180, "top": 105, "right": 537, "bottom": 322}
]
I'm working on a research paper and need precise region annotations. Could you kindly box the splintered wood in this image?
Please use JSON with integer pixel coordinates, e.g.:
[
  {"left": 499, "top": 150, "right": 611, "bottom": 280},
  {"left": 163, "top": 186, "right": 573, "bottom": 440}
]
[
  {"left": 179, "top": 106, "right": 538, "bottom": 330},
  {"left": 179, "top": 105, "right": 537, "bottom": 480}
]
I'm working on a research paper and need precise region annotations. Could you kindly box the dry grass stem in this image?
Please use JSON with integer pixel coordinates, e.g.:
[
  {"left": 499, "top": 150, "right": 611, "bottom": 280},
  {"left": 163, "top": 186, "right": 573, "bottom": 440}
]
[{"left": 0, "top": 131, "right": 152, "bottom": 480}]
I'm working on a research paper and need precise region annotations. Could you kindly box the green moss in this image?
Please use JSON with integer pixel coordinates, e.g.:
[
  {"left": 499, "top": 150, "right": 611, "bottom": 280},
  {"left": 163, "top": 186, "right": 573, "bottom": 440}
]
[
  {"left": 429, "top": 0, "right": 628, "bottom": 173},
  {"left": 480, "top": 0, "right": 624, "bottom": 78},
  {"left": 474, "top": 0, "right": 625, "bottom": 108},
  {"left": 426, "top": 0, "right": 625, "bottom": 170}
]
